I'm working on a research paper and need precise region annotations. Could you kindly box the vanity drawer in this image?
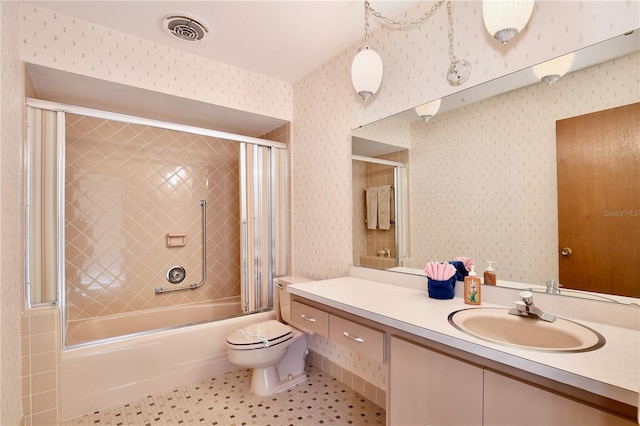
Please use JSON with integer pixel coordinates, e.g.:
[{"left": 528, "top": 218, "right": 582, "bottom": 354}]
[
  {"left": 329, "top": 315, "right": 386, "bottom": 363},
  {"left": 290, "top": 301, "right": 329, "bottom": 337}
]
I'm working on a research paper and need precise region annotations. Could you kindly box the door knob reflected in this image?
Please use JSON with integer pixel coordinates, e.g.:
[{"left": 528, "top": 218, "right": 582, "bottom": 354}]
[{"left": 561, "top": 247, "right": 573, "bottom": 257}]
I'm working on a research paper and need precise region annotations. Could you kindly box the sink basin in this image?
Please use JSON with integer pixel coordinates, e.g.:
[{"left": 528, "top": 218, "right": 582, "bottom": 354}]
[{"left": 448, "top": 308, "right": 605, "bottom": 352}]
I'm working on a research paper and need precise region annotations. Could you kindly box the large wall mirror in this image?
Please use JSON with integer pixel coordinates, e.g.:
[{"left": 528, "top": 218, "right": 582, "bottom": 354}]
[{"left": 352, "top": 29, "right": 639, "bottom": 304}]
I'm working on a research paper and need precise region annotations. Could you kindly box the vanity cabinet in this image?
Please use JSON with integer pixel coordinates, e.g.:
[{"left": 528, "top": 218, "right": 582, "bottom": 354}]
[
  {"left": 290, "top": 300, "right": 386, "bottom": 363},
  {"left": 390, "top": 336, "right": 636, "bottom": 426},
  {"left": 389, "top": 336, "right": 483, "bottom": 425},
  {"left": 483, "top": 370, "right": 636, "bottom": 426}
]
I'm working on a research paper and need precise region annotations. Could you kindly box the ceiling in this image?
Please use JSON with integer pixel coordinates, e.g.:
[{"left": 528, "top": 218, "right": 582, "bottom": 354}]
[
  {"left": 25, "top": 1, "right": 417, "bottom": 83},
  {"left": 24, "top": 1, "right": 417, "bottom": 137}
]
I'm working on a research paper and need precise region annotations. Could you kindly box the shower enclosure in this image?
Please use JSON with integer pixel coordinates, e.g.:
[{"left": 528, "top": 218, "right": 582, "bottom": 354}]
[
  {"left": 352, "top": 153, "right": 409, "bottom": 270},
  {"left": 25, "top": 99, "right": 289, "bottom": 348}
]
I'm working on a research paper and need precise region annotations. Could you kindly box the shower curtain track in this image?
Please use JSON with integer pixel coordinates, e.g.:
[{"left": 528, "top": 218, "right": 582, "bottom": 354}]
[{"left": 155, "top": 200, "right": 207, "bottom": 295}]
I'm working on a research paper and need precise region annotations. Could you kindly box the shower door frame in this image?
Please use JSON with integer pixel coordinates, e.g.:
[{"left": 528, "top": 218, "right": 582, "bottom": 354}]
[{"left": 24, "top": 97, "right": 289, "bottom": 350}]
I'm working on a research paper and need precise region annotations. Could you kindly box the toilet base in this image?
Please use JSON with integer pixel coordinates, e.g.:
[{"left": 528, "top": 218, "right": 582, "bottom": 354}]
[
  {"left": 250, "top": 367, "right": 307, "bottom": 396},
  {"left": 249, "top": 331, "right": 308, "bottom": 396}
]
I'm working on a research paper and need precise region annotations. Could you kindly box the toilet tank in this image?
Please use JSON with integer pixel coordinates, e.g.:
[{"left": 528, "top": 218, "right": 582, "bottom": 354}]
[{"left": 275, "top": 276, "right": 314, "bottom": 323}]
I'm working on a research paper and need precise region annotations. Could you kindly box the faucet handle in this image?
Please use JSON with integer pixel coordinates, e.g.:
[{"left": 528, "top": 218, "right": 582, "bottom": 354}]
[{"left": 519, "top": 290, "right": 534, "bottom": 305}]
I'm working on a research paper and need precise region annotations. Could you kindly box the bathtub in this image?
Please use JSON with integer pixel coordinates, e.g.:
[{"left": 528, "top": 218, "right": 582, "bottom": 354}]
[
  {"left": 66, "top": 298, "right": 243, "bottom": 347},
  {"left": 61, "top": 306, "right": 275, "bottom": 420}
]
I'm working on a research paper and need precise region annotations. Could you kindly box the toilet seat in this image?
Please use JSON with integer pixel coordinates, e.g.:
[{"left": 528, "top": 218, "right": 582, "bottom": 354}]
[{"left": 226, "top": 320, "right": 293, "bottom": 350}]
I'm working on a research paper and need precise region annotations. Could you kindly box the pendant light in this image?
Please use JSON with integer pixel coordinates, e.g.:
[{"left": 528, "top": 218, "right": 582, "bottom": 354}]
[
  {"left": 482, "top": 0, "right": 535, "bottom": 45},
  {"left": 351, "top": 46, "right": 384, "bottom": 102},
  {"left": 532, "top": 52, "right": 575, "bottom": 86},
  {"left": 415, "top": 99, "right": 442, "bottom": 123},
  {"left": 351, "top": 1, "right": 383, "bottom": 101},
  {"left": 351, "top": 1, "right": 471, "bottom": 101}
]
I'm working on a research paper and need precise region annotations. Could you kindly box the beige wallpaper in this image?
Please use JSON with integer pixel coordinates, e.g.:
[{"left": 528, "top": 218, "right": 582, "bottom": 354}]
[
  {"left": 19, "top": 4, "right": 292, "bottom": 123},
  {"left": 292, "top": 1, "right": 638, "bottom": 389},
  {"left": 407, "top": 52, "right": 640, "bottom": 284},
  {"left": 291, "top": 1, "right": 639, "bottom": 280},
  {"left": 352, "top": 116, "right": 411, "bottom": 149},
  {"left": 1, "top": 1, "right": 26, "bottom": 424}
]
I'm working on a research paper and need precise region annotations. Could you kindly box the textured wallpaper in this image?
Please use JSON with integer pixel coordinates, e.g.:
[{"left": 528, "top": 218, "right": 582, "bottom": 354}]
[
  {"left": 20, "top": 4, "right": 293, "bottom": 123},
  {"left": 292, "top": 0, "right": 639, "bottom": 280},
  {"left": 292, "top": 1, "right": 638, "bottom": 388},
  {"left": 408, "top": 52, "right": 640, "bottom": 285},
  {"left": 352, "top": 116, "right": 411, "bottom": 149}
]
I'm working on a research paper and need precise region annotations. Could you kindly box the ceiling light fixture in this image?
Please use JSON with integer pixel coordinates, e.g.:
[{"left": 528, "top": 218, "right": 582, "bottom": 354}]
[
  {"left": 415, "top": 99, "right": 442, "bottom": 123},
  {"left": 351, "top": 0, "right": 470, "bottom": 102},
  {"left": 482, "top": 0, "right": 535, "bottom": 45},
  {"left": 532, "top": 52, "right": 575, "bottom": 86}
]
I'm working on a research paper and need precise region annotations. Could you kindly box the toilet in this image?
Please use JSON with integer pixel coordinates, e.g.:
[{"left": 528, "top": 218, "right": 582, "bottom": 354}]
[{"left": 226, "top": 276, "right": 312, "bottom": 396}]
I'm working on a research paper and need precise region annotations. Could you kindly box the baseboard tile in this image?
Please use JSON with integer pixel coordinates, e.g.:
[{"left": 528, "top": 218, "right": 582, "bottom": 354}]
[{"left": 307, "top": 350, "right": 386, "bottom": 410}]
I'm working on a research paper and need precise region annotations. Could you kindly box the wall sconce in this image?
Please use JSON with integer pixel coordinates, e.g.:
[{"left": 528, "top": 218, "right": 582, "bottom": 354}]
[
  {"left": 351, "top": 0, "right": 470, "bottom": 102},
  {"left": 415, "top": 99, "right": 442, "bottom": 123},
  {"left": 532, "top": 52, "right": 575, "bottom": 86},
  {"left": 482, "top": 0, "right": 535, "bottom": 45}
]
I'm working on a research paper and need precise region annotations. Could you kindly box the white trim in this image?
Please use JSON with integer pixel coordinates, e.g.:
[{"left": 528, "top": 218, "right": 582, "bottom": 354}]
[
  {"left": 352, "top": 154, "right": 406, "bottom": 168},
  {"left": 25, "top": 98, "right": 288, "bottom": 150}
]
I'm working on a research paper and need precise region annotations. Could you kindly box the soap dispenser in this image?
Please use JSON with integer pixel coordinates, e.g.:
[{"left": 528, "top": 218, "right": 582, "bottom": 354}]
[
  {"left": 484, "top": 261, "right": 496, "bottom": 285},
  {"left": 464, "top": 265, "right": 481, "bottom": 305}
]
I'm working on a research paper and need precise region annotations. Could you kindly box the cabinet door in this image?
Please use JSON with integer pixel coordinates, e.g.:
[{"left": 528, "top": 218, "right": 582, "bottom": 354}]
[
  {"left": 484, "top": 370, "right": 636, "bottom": 426},
  {"left": 389, "top": 336, "right": 483, "bottom": 426}
]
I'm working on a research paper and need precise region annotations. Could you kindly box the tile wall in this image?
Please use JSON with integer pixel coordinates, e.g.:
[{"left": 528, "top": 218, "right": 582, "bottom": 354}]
[{"left": 21, "top": 308, "right": 60, "bottom": 426}]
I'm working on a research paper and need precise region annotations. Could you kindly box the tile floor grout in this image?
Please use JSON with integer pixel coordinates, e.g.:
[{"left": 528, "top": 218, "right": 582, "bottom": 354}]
[{"left": 62, "top": 365, "right": 385, "bottom": 425}]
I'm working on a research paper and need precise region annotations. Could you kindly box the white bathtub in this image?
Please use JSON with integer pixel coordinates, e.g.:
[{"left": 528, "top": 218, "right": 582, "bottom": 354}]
[
  {"left": 61, "top": 306, "right": 275, "bottom": 420},
  {"left": 66, "top": 298, "right": 243, "bottom": 347}
]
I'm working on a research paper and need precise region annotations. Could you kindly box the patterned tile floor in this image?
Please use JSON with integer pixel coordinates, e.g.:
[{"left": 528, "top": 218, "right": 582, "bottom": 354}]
[{"left": 62, "top": 366, "right": 385, "bottom": 425}]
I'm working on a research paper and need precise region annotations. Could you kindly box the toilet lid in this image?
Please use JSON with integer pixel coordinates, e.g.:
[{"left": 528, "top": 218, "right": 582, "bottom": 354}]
[{"left": 226, "top": 320, "right": 293, "bottom": 349}]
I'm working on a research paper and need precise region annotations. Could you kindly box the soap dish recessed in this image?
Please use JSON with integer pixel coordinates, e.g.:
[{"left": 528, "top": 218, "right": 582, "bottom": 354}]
[{"left": 166, "top": 233, "right": 186, "bottom": 247}]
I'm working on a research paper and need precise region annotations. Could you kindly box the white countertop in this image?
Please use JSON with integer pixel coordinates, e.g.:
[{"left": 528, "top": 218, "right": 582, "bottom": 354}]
[{"left": 288, "top": 276, "right": 640, "bottom": 407}]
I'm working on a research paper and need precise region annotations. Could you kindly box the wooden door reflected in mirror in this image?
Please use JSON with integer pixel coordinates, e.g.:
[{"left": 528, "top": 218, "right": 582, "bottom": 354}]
[{"left": 556, "top": 103, "right": 640, "bottom": 298}]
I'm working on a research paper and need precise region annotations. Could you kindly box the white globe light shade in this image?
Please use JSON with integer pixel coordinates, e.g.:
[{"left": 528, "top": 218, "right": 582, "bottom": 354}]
[
  {"left": 483, "top": 0, "right": 535, "bottom": 45},
  {"left": 351, "top": 45, "right": 383, "bottom": 101},
  {"left": 533, "top": 52, "right": 575, "bottom": 86},
  {"left": 415, "top": 99, "right": 442, "bottom": 123}
]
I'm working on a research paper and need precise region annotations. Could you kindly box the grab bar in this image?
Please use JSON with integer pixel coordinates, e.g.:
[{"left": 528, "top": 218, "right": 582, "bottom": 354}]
[{"left": 155, "top": 200, "right": 207, "bottom": 294}]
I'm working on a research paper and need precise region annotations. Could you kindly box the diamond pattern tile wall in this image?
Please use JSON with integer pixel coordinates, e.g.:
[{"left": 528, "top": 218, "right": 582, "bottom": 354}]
[{"left": 65, "top": 114, "right": 241, "bottom": 321}]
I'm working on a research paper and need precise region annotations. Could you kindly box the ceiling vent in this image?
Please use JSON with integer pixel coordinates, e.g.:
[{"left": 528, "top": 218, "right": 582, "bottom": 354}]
[{"left": 163, "top": 15, "right": 208, "bottom": 42}]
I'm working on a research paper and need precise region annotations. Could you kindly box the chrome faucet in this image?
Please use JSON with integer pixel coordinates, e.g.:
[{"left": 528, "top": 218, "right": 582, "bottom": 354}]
[
  {"left": 509, "top": 291, "right": 556, "bottom": 322},
  {"left": 545, "top": 279, "right": 562, "bottom": 295}
]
